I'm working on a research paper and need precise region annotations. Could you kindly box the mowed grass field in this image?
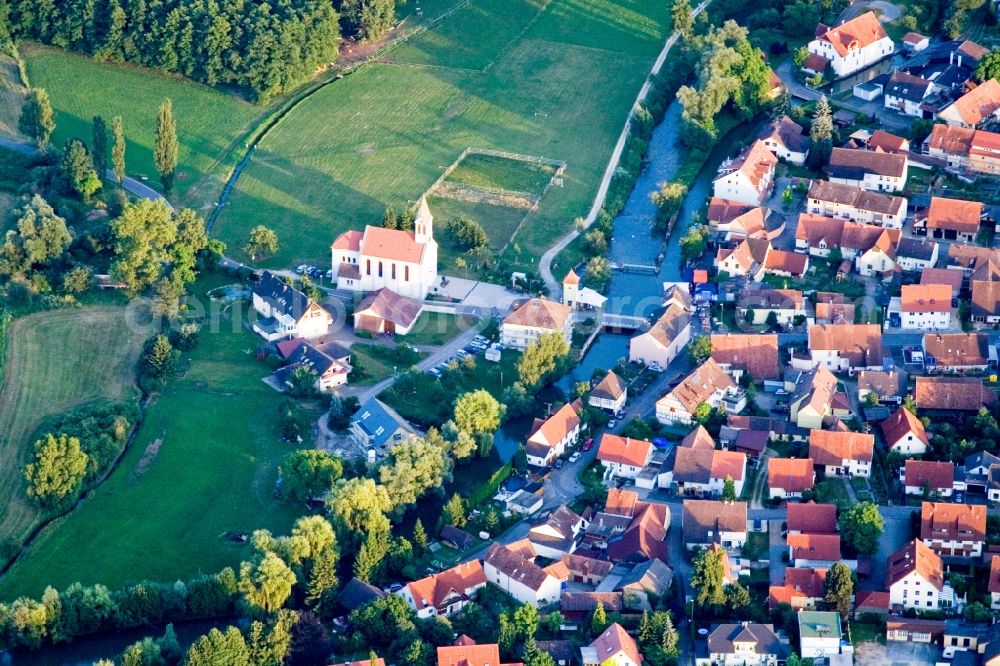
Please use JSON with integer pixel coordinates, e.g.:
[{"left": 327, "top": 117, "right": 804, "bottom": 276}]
[
  {"left": 214, "top": 0, "right": 672, "bottom": 268},
  {"left": 444, "top": 153, "right": 556, "bottom": 192},
  {"left": 0, "top": 304, "right": 314, "bottom": 599},
  {"left": 21, "top": 44, "right": 269, "bottom": 210},
  {"left": 0, "top": 308, "right": 145, "bottom": 547}
]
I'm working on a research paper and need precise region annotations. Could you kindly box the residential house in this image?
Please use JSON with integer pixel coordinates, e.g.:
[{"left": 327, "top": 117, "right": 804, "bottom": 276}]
[
  {"left": 970, "top": 128, "right": 1000, "bottom": 176},
  {"left": 681, "top": 425, "right": 716, "bottom": 450},
  {"left": 881, "top": 406, "right": 929, "bottom": 456},
  {"left": 668, "top": 447, "right": 748, "bottom": 497},
  {"left": 655, "top": 358, "right": 745, "bottom": 426},
  {"left": 712, "top": 140, "right": 778, "bottom": 206},
  {"left": 696, "top": 622, "right": 787, "bottom": 666},
  {"left": 618, "top": 558, "right": 674, "bottom": 611},
  {"left": 921, "top": 267, "right": 965, "bottom": 291},
  {"left": 736, "top": 289, "right": 806, "bottom": 327},
  {"left": 806, "top": 11, "right": 894, "bottom": 78},
  {"left": 715, "top": 237, "right": 771, "bottom": 281},
  {"left": 808, "top": 430, "right": 874, "bottom": 477},
  {"left": 536, "top": 641, "right": 576, "bottom": 666},
  {"left": 710, "top": 333, "right": 781, "bottom": 380},
  {"left": 398, "top": 560, "right": 487, "bottom": 619},
  {"left": 795, "top": 214, "right": 844, "bottom": 258},
  {"left": 806, "top": 180, "right": 907, "bottom": 228},
  {"left": 947, "top": 244, "right": 1000, "bottom": 275},
  {"left": 896, "top": 237, "right": 939, "bottom": 272},
  {"left": 989, "top": 556, "right": 1000, "bottom": 610},
  {"left": 888, "top": 539, "right": 948, "bottom": 611},
  {"left": 589, "top": 370, "right": 627, "bottom": 415},
  {"left": 726, "top": 415, "right": 810, "bottom": 445},
  {"left": 331, "top": 197, "right": 438, "bottom": 299},
  {"left": 815, "top": 292, "right": 855, "bottom": 326},
  {"left": 580, "top": 624, "right": 641, "bottom": 666},
  {"left": 607, "top": 500, "right": 669, "bottom": 563},
  {"left": 764, "top": 248, "right": 809, "bottom": 279},
  {"left": 854, "top": 590, "right": 891, "bottom": 618},
  {"left": 938, "top": 78, "right": 1000, "bottom": 128},
  {"left": 524, "top": 400, "right": 583, "bottom": 467},
  {"left": 963, "top": 450, "right": 1000, "bottom": 496},
  {"left": 915, "top": 196, "right": 983, "bottom": 243},
  {"left": 903, "top": 460, "right": 955, "bottom": 498},
  {"left": 597, "top": 435, "right": 654, "bottom": 481},
  {"left": 350, "top": 397, "right": 417, "bottom": 450},
  {"left": 884, "top": 70, "right": 934, "bottom": 116},
  {"left": 828, "top": 147, "right": 908, "bottom": 193},
  {"left": 849, "top": 224, "right": 901, "bottom": 278},
  {"left": 563, "top": 553, "right": 613, "bottom": 585},
  {"left": 972, "top": 279, "right": 1000, "bottom": 326},
  {"left": 758, "top": 115, "right": 810, "bottom": 165},
  {"left": 629, "top": 302, "right": 692, "bottom": 367},
  {"left": 898, "top": 284, "right": 953, "bottom": 330},
  {"left": 681, "top": 499, "right": 748, "bottom": 551},
  {"left": 921, "top": 501, "right": 986, "bottom": 557},
  {"left": 733, "top": 429, "right": 769, "bottom": 459},
  {"left": 915, "top": 376, "right": 997, "bottom": 412},
  {"left": 786, "top": 502, "right": 838, "bottom": 535},
  {"left": 337, "top": 577, "right": 386, "bottom": 613},
  {"left": 789, "top": 365, "right": 842, "bottom": 430},
  {"left": 857, "top": 368, "right": 907, "bottom": 405},
  {"left": 437, "top": 639, "right": 522, "bottom": 666},
  {"left": 482, "top": 542, "right": 562, "bottom": 607},
  {"left": 251, "top": 271, "right": 332, "bottom": 341},
  {"left": 806, "top": 323, "right": 884, "bottom": 372},
  {"left": 716, "top": 207, "right": 772, "bottom": 239},
  {"left": 799, "top": 611, "right": 846, "bottom": 660},
  {"left": 353, "top": 288, "right": 423, "bottom": 335},
  {"left": 768, "top": 567, "right": 828, "bottom": 610},
  {"left": 708, "top": 198, "right": 755, "bottom": 231},
  {"left": 923, "top": 333, "right": 989, "bottom": 373},
  {"left": 927, "top": 123, "right": 975, "bottom": 169},
  {"left": 501, "top": 297, "right": 573, "bottom": 350},
  {"left": 768, "top": 457, "right": 816, "bottom": 500},
  {"left": 280, "top": 341, "right": 351, "bottom": 391},
  {"left": 561, "top": 591, "right": 623, "bottom": 620},
  {"left": 528, "top": 506, "right": 586, "bottom": 559},
  {"left": 885, "top": 616, "right": 946, "bottom": 643},
  {"left": 788, "top": 533, "right": 843, "bottom": 569}
]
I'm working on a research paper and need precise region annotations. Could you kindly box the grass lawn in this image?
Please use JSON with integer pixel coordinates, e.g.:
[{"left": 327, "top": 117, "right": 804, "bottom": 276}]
[
  {"left": 213, "top": 0, "right": 673, "bottom": 268},
  {"left": 349, "top": 342, "right": 431, "bottom": 385},
  {"left": 400, "top": 311, "right": 480, "bottom": 346},
  {"left": 427, "top": 195, "right": 531, "bottom": 275},
  {"left": 814, "top": 478, "right": 851, "bottom": 510},
  {"left": 0, "top": 51, "right": 27, "bottom": 140},
  {"left": 0, "top": 308, "right": 145, "bottom": 548},
  {"left": 0, "top": 308, "right": 316, "bottom": 599},
  {"left": 850, "top": 620, "right": 886, "bottom": 645},
  {"left": 444, "top": 153, "right": 556, "bottom": 193},
  {"left": 21, "top": 43, "right": 270, "bottom": 211}
]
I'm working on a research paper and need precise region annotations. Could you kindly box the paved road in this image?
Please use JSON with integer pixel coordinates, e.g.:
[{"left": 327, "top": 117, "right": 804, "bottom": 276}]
[
  {"left": 1, "top": 134, "right": 174, "bottom": 209},
  {"left": 538, "top": 0, "right": 712, "bottom": 298}
]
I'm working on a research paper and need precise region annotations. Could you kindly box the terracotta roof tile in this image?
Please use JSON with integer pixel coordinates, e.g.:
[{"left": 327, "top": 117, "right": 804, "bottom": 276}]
[
  {"left": 888, "top": 539, "right": 943, "bottom": 588},
  {"left": 919, "top": 267, "right": 964, "bottom": 290},
  {"left": 764, "top": 249, "right": 809, "bottom": 276},
  {"left": 869, "top": 130, "right": 909, "bottom": 153},
  {"left": 527, "top": 401, "right": 582, "bottom": 449},
  {"left": 928, "top": 123, "right": 975, "bottom": 154},
  {"left": 361, "top": 225, "right": 426, "bottom": 263},
  {"left": 591, "top": 371, "right": 626, "bottom": 401},
  {"left": 901, "top": 284, "right": 952, "bottom": 313},
  {"left": 588, "top": 624, "right": 641, "bottom": 666},
  {"left": 680, "top": 425, "right": 716, "bottom": 450},
  {"left": 989, "top": 556, "right": 1000, "bottom": 594},
  {"left": 597, "top": 435, "right": 653, "bottom": 468},
  {"left": 857, "top": 369, "right": 906, "bottom": 399},
  {"left": 728, "top": 140, "right": 778, "bottom": 190},
  {"left": 808, "top": 430, "right": 874, "bottom": 466},
  {"left": 881, "top": 407, "right": 928, "bottom": 448},
  {"left": 673, "top": 447, "right": 747, "bottom": 484},
  {"left": 768, "top": 458, "right": 815, "bottom": 493},
  {"left": 904, "top": 460, "right": 954, "bottom": 491},
  {"left": 786, "top": 502, "right": 838, "bottom": 534},
  {"left": 926, "top": 196, "right": 983, "bottom": 233},
  {"left": 920, "top": 501, "right": 986, "bottom": 544},
  {"left": 356, "top": 288, "right": 423, "bottom": 328},
  {"left": 404, "top": 560, "right": 486, "bottom": 611},
  {"left": 663, "top": 358, "right": 739, "bottom": 414},
  {"left": 331, "top": 229, "right": 363, "bottom": 251},
  {"left": 788, "top": 533, "right": 841, "bottom": 561},
  {"left": 503, "top": 297, "right": 572, "bottom": 330},
  {"left": 711, "top": 333, "right": 781, "bottom": 380},
  {"left": 915, "top": 376, "right": 996, "bottom": 411},
  {"left": 923, "top": 332, "right": 988, "bottom": 367},
  {"left": 807, "top": 180, "right": 906, "bottom": 216},
  {"left": 707, "top": 198, "right": 755, "bottom": 224},
  {"left": 943, "top": 78, "right": 1000, "bottom": 126},
  {"left": 682, "top": 499, "right": 747, "bottom": 544},
  {"left": 817, "top": 11, "right": 888, "bottom": 57},
  {"left": 830, "top": 147, "right": 907, "bottom": 179},
  {"left": 808, "top": 324, "right": 883, "bottom": 367},
  {"left": 972, "top": 280, "right": 1000, "bottom": 318},
  {"left": 483, "top": 542, "right": 551, "bottom": 592}
]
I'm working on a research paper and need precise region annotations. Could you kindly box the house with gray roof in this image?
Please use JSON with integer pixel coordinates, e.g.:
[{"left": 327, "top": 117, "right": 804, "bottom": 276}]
[
  {"left": 696, "top": 622, "right": 786, "bottom": 666},
  {"left": 251, "top": 271, "right": 332, "bottom": 341},
  {"left": 350, "top": 397, "right": 417, "bottom": 450}
]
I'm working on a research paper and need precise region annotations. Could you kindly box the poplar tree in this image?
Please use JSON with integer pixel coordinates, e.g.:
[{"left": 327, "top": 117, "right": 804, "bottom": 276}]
[{"left": 154, "top": 99, "right": 178, "bottom": 193}]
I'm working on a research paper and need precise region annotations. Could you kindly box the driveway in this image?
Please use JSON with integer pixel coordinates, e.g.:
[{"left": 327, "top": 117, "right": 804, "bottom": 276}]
[
  {"left": 859, "top": 504, "right": 915, "bottom": 591},
  {"left": 854, "top": 639, "right": 940, "bottom": 666},
  {"left": 768, "top": 520, "right": 786, "bottom": 584}
]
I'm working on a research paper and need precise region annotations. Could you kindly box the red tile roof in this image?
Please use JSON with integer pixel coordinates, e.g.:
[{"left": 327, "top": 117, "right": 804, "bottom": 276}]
[
  {"left": 920, "top": 501, "right": 986, "bottom": 545},
  {"left": 764, "top": 249, "right": 809, "bottom": 276},
  {"left": 880, "top": 407, "right": 928, "bottom": 449},
  {"left": 597, "top": 435, "right": 653, "bottom": 468},
  {"left": 665, "top": 358, "right": 739, "bottom": 414},
  {"left": 788, "top": 533, "right": 841, "bottom": 562},
  {"left": 503, "top": 297, "right": 572, "bottom": 330},
  {"left": 768, "top": 567, "right": 827, "bottom": 608},
  {"left": 904, "top": 460, "right": 955, "bottom": 492},
  {"left": 437, "top": 642, "right": 522, "bottom": 666},
  {"left": 786, "top": 502, "right": 838, "bottom": 534},
  {"left": 808, "top": 430, "right": 874, "bottom": 466},
  {"left": 920, "top": 267, "right": 964, "bottom": 290},
  {"left": 768, "top": 458, "right": 815, "bottom": 493},
  {"left": 926, "top": 196, "right": 983, "bottom": 233},
  {"left": 944, "top": 78, "right": 1000, "bottom": 126},
  {"left": 680, "top": 425, "right": 716, "bottom": 450},
  {"left": 808, "top": 324, "right": 883, "bottom": 367},
  {"left": 710, "top": 333, "right": 781, "bottom": 380},
  {"left": 361, "top": 225, "right": 426, "bottom": 263},
  {"left": 817, "top": 11, "right": 888, "bottom": 57},
  {"left": 923, "top": 333, "right": 988, "bottom": 367},
  {"left": 900, "top": 284, "right": 951, "bottom": 313},
  {"left": 915, "top": 376, "right": 996, "bottom": 411},
  {"left": 888, "top": 540, "right": 943, "bottom": 588},
  {"left": 729, "top": 140, "right": 778, "bottom": 190},
  {"left": 989, "top": 556, "right": 1000, "bottom": 594},
  {"left": 928, "top": 123, "right": 975, "bottom": 154},
  {"left": 404, "top": 560, "right": 486, "bottom": 612},
  {"left": 588, "top": 624, "right": 641, "bottom": 666},
  {"left": 331, "top": 229, "right": 363, "bottom": 251}
]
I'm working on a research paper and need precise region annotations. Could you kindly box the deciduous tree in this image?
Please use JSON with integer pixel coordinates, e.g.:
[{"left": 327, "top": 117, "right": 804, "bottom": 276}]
[
  {"left": 245, "top": 225, "right": 279, "bottom": 263},
  {"left": 838, "top": 501, "right": 884, "bottom": 555},
  {"left": 689, "top": 334, "right": 712, "bottom": 364},
  {"left": 454, "top": 390, "right": 505, "bottom": 438},
  {"left": 61, "top": 139, "right": 102, "bottom": 201},
  {"left": 24, "top": 433, "right": 89, "bottom": 507},
  {"left": 0, "top": 195, "right": 72, "bottom": 278},
  {"left": 185, "top": 626, "right": 251, "bottom": 666},
  {"left": 823, "top": 562, "right": 853, "bottom": 620},
  {"left": 281, "top": 450, "right": 342, "bottom": 502},
  {"left": 238, "top": 551, "right": 297, "bottom": 617},
  {"left": 671, "top": 0, "right": 694, "bottom": 39},
  {"left": 691, "top": 546, "right": 727, "bottom": 607},
  {"left": 517, "top": 331, "right": 571, "bottom": 388}
]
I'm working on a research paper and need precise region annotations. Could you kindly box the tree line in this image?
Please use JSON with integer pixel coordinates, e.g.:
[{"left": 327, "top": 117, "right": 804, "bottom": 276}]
[{"left": 4, "top": 0, "right": 342, "bottom": 101}]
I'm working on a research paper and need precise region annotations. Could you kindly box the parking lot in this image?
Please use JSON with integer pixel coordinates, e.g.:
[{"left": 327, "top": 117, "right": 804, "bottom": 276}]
[
  {"left": 854, "top": 639, "right": 941, "bottom": 666},
  {"left": 423, "top": 333, "right": 496, "bottom": 378}
]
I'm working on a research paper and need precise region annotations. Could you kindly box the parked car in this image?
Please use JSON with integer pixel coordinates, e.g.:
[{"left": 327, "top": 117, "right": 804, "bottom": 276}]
[
  {"left": 569, "top": 452, "right": 581, "bottom": 463},
  {"left": 582, "top": 438, "right": 594, "bottom": 451},
  {"left": 325, "top": 269, "right": 334, "bottom": 279},
  {"left": 607, "top": 418, "right": 618, "bottom": 429},
  {"left": 554, "top": 459, "right": 565, "bottom": 469},
  {"left": 295, "top": 264, "right": 308, "bottom": 274}
]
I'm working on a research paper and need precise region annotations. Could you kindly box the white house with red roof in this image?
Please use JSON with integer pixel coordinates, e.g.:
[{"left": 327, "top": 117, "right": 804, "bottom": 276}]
[
  {"left": 330, "top": 198, "right": 439, "bottom": 299},
  {"left": 712, "top": 140, "right": 778, "bottom": 206},
  {"left": 596, "top": 434, "right": 653, "bottom": 481},
  {"left": 524, "top": 400, "right": 583, "bottom": 467},
  {"left": 806, "top": 12, "right": 894, "bottom": 78},
  {"left": 580, "top": 623, "right": 642, "bottom": 666},
  {"left": 397, "top": 560, "right": 487, "bottom": 619}
]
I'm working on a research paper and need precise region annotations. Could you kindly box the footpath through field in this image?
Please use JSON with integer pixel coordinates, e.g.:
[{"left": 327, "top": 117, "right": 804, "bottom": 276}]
[{"left": 538, "top": 0, "right": 712, "bottom": 298}]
